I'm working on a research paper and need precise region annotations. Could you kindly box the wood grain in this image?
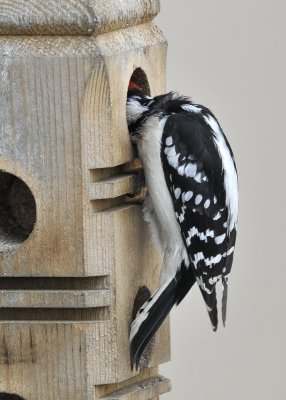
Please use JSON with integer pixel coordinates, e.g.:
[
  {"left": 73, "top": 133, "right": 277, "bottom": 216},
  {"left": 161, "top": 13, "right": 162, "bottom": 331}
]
[
  {"left": 0, "top": 4, "right": 170, "bottom": 399},
  {"left": 0, "top": 0, "right": 160, "bottom": 35},
  {"left": 100, "top": 375, "right": 171, "bottom": 399},
  {"left": 0, "top": 289, "right": 110, "bottom": 308},
  {"left": 89, "top": 174, "right": 136, "bottom": 200}
]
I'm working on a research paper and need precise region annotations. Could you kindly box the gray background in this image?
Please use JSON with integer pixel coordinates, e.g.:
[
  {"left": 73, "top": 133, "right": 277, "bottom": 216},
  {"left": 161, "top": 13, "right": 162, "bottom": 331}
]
[{"left": 155, "top": 1, "right": 286, "bottom": 399}]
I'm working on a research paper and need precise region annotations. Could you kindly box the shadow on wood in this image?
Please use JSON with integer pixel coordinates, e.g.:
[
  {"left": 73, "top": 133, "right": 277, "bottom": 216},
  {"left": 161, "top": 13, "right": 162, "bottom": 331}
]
[{"left": 0, "top": 394, "right": 26, "bottom": 400}]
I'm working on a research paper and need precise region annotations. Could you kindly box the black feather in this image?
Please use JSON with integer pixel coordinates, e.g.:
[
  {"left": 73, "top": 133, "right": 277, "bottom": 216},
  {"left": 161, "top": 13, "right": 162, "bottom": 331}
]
[
  {"left": 160, "top": 103, "right": 237, "bottom": 327},
  {"left": 127, "top": 90, "right": 238, "bottom": 367},
  {"left": 222, "top": 276, "right": 228, "bottom": 326},
  {"left": 130, "top": 263, "right": 196, "bottom": 369}
]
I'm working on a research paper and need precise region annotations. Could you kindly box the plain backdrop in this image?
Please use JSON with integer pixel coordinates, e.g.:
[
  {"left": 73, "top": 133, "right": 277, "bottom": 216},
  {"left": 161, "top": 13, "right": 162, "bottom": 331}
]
[{"left": 155, "top": 1, "right": 286, "bottom": 399}]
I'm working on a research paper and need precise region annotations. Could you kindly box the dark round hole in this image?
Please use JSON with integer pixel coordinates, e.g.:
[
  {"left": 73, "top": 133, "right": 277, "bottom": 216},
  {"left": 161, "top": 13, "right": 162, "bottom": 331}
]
[
  {"left": 0, "top": 171, "right": 36, "bottom": 251},
  {"left": 0, "top": 394, "right": 26, "bottom": 400},
  {"left": 129, "top": 68, "right": 150, "bottom": 95}
]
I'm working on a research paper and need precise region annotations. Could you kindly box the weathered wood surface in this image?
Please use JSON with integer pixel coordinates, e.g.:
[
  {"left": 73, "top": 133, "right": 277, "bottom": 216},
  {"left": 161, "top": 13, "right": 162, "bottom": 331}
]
[
  {"left": 0, "top": 289, "right": 110, "bottom": 308},
  {"left": 0, "top": 0, "right": 160, "bottom": 35},
  {"left": 0, "top": 2, "right": 170, "bottom": 399},
  {"left": 95, "top": 368, "right": 168, "bottom": 399},
  {"left": 0, "top": 23, "right": 166, "bottom": 277},
  {"left": 0, "top": 322, "right": 170, "bottom": 397},
  {"left": 101, "top": 375, "right": 171, "bottom": 399},
  {"left": 89, "top": 174, "right": 136, "bottom": 199}
]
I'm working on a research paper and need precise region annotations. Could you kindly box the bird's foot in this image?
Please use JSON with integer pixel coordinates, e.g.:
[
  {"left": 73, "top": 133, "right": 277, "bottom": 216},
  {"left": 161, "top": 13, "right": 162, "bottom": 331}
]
[{"left": 127, "top": 169, "right": 145, "bottom": 198}]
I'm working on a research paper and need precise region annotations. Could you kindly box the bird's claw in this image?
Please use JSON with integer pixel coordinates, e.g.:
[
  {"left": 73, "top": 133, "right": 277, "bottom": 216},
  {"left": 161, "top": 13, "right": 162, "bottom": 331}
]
[{"left": 127, "top": 169, "right": 145, "bottom": 198}]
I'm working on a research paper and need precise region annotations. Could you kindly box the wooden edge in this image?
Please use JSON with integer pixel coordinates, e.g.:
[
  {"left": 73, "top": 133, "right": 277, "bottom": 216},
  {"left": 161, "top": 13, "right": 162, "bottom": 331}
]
[
  {"left": 0, "top": 289, "right": 110, "bottom": 308},
  {"left": 89, "top": 174, "right": 136, "bottom": 199},
  {"left": 99, "top": 375, "right": 171, "bottom": 399},
  {"left": 0, "top": 0, "right": 160, "bottom": 35}
]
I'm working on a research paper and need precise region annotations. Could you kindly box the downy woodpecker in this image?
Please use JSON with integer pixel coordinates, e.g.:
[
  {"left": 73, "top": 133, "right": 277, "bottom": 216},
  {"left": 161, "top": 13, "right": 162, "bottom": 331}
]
[{"left": 127, "top": 82, "right": 238, "bottom": 369}]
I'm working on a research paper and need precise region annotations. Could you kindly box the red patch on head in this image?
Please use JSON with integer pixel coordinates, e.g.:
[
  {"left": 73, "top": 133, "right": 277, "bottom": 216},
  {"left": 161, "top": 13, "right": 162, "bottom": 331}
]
[{"left": 128, "top": 81, "right": 142, "bottom": 91}]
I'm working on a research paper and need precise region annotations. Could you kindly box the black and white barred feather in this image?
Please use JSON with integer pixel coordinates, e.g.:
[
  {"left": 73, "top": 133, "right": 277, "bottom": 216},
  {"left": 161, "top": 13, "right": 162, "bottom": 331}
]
[{"left": 127, "top": 87, "right": 238, "bottom": 369}]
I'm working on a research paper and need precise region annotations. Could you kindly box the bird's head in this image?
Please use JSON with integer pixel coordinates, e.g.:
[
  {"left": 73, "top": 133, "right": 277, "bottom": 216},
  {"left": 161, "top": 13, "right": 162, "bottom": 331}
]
[{"left": 126, "top": 81, "right": 154, "bottom": 126}]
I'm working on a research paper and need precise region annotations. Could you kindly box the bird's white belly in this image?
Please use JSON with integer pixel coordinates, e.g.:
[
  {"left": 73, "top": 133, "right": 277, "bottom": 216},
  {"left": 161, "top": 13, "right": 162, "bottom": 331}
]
[{"left": 137, "top": 116, "right": 189, "bottom": 282}]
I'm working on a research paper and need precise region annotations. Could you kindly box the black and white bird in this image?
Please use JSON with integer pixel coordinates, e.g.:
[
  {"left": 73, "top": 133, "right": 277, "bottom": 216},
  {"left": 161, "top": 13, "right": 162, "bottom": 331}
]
[{"left": 127, "top": 82, "right": 238, "bottom": 369}]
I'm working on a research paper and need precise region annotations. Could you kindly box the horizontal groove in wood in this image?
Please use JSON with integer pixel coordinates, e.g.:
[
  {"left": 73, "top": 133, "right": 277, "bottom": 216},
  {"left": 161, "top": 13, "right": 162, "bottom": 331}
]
[
  {"left": 0, "top": 276, "right": 109, "bottom": 290},
  {"left": 0, "top": 306, "right": 110, "bottom": 321},
  {"left": 89, "top": 159, "right": 141, "bottom": 183},
  {"left": 0, "top": 289, "right": 110, "bottom": 308},
  {"left": 94, "top": 203, "right": 141, "bottom": 216},
  {"left": 91, "top": 195, "right": 129, "bottom": 213},
  {"left": 89, "top": 174, "right": 136, "bottom": 199},
  {"left": 100, "top": 375, "right": 171, "bottom": 400},
  {"left": 90, "top": 165, "right": 124, "bottom": 183},
  {"left": 88, "top": 161, "right": 144, "bottom": 209}
]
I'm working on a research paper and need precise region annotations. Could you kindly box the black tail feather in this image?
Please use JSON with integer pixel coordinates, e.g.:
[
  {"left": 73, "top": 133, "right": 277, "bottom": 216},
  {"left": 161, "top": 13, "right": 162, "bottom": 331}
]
[
  {"left": 175, "top": 263, "right": 197, "bottom": 305},
  {"left": 202, "top": 286, "right": 218, "bottom": 331},
  {"left": 131, "top": 285, "right": 176, "bottom": 369},
  {"left": 130, "top": 264, "right": 196, "bottom": 369},
  {"left": 222, "top": 276, "right": 228, "bottom": 326},
  {"left": 130, "top": 262, "right": 227, "bottom": 368}
]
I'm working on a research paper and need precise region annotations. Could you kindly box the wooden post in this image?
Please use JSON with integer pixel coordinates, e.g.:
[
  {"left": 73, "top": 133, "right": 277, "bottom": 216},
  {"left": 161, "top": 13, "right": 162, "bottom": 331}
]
[{"left": 0, "top": 1, "right": 171, "bottom": 399}]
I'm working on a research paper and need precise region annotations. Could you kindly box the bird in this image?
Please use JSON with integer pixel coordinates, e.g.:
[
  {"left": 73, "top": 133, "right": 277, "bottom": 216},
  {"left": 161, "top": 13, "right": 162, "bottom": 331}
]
[{"left": 126, "top": 81, "right": 238, "bottom": 369}]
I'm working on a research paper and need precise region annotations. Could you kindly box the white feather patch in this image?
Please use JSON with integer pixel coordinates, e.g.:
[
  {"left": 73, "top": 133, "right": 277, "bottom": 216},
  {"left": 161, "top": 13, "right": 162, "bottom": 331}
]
[
  {"left": 213, "top": 211, "right": 221, "bottom": 220},
  {"left": 196, "top": 275, "right": 212, "bottom": 294},
  {"left": 126, "top": 99, "right": 148, "bottom": 124},
  {"left": 165, "top": 136, "right": 173, "bottom": 146},
  {"left": 204, "top": 199, "right": 211, "bottom": 209},
  {"left": 204, "top": 114, "right": 238, "bottom": 232},
  {"left": 184, "top": 190, "right": 193, "bottom": 201},
  {"left": 164, "top": 146, "right": 176, "bottom": 157},
  {"left": 177, "top": 165, "right": 185, "bottom": 175},
  {"left": 184, "top": 162, "right": 197, "bottom": 177},
  {"left": 214, "top": 233, "right": 226, "bottom": 244},
  {"left": 174, "top": 187, "right": 181, "bottom": 199},
  {"left": 209, "top": 275, "right": 221, "bottom": 285},
  {"left": 181, "top": 104, "right": 202, "bottom": 113},
  {"left": 194, "top": 172, "right": 203, "bottom": 183},
  {"left": 195, "top": 194, "right": 203, "bottom": 205},
  {"left": 187, "top": 227, "right": 214, "bottom": 244},
  {"left": 130, "top": 276, "right": 173, "bottom": 341},
  {"left": 168, "top": 153, "right": 180, "bottom": 168}
]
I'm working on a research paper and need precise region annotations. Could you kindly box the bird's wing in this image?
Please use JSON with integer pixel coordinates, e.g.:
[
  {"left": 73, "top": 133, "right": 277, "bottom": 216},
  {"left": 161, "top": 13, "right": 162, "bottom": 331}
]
[{"left": 161, "top": 108, "right": 237, "bottom": 329}]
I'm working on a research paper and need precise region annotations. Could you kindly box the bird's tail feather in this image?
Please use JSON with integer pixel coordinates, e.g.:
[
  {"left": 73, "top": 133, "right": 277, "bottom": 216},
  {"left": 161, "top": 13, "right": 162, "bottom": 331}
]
[
  {"left": 200, "top": 275, "right": 230, "bottom": 331},
  {"left": 201, "top": 286, "right": 218, "bottom": 331},
  {"left": 222, "top": 276, "right": 228, "bottom": 326},
  {"left": 130, "top": 276, "right": 178, "bottom": 370},
  {"left": 130, "top": 263, "right": 196, "bottom": 370}
]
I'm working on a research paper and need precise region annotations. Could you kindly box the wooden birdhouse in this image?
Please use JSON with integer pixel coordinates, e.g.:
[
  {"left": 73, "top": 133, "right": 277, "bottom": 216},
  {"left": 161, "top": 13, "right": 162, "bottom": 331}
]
[{"left": 0, "top": 1, "right": 171, "bottom": 399}]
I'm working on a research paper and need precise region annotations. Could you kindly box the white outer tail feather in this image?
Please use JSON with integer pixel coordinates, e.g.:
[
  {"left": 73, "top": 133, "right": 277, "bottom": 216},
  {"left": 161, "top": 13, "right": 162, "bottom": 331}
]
[{"left": 130, "top": 276, "right": 174, "bottom": 342}]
